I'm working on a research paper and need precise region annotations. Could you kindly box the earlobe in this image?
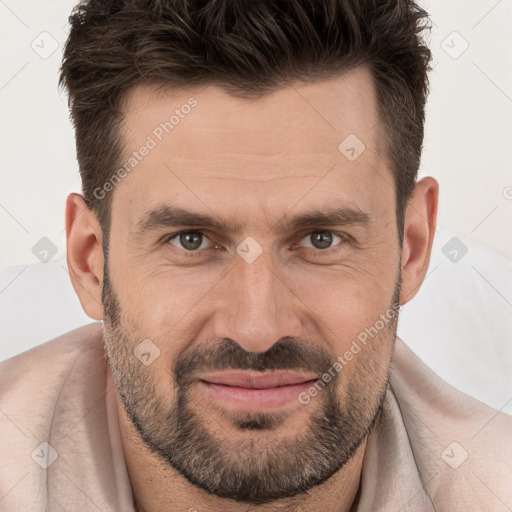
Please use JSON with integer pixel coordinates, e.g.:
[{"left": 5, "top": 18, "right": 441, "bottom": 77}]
[
  {"left": 65, "top": 193, "right": 105, "bottom": 320},
  {"left": 399, "top": 177, "right": 439, "bottom": 305}
]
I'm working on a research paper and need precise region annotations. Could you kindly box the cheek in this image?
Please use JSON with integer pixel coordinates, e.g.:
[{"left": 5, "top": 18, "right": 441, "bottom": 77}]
[
  {"left": 112, "top": 268, "right": 222, "bottom": 366},
  {"left": 118, "top": 263, "right": 397, "bottom": 339},
  {"left": 296, "top": 263, "right": 397, "bottom": 319},
  {"left": 291, "top": 265, "right": 398, "bottom": 358},
  {"left": 132, "top": 267, "right": 222, "bottom": 320}
]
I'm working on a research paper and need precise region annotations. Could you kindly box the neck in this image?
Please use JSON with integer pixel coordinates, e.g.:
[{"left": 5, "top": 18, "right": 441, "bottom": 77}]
[{"left": 117, "top": 395, "right": 367, "bottom": 512}]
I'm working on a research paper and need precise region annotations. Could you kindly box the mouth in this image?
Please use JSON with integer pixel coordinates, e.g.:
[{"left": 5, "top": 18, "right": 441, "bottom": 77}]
[{"left": 198, "top": 371, "right": 318, "bottom": 410}]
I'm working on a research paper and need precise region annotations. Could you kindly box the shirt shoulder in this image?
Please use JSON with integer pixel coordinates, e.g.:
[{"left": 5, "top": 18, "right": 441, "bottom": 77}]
[
  {"left": 0, "top": 323, "right": 134, "bottom": 510},
  {"left": 0, "top": 322, "right": 105, "bottom": 404},
  {"left": 391, "top": 337, "right": 512, "bottom": 511}
]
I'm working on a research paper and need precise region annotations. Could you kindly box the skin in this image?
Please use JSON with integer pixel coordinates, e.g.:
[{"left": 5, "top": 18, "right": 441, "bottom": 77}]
[{"left": 66, "top": 65, "right": 438, "bottom": 512}]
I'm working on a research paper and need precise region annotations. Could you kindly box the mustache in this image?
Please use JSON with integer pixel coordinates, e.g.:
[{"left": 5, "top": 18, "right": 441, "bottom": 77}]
[{"left": 173, "top": 337, "right": 334, "bottom": 387}]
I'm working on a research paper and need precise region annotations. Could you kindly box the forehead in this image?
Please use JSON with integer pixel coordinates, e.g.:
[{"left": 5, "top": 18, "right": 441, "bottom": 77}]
[{"left": 111, "top": 65, "right": 393, "bottom": 228}]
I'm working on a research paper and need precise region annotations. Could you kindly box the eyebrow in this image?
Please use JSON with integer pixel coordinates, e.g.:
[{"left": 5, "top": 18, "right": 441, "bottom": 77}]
[{"left": 135, "top": 203, "right": 371, "bottom": 236}]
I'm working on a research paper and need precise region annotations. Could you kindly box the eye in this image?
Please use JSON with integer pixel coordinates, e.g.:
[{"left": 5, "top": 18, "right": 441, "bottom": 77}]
[
  {"left": 166, "top": 230, "right": 213, "bottom": 251},
  {"left": 297, "top": 231, "right": 346, "bottom": 251},
  {"left": 163, "top": 229, "right": 348, "bottom": 256}
]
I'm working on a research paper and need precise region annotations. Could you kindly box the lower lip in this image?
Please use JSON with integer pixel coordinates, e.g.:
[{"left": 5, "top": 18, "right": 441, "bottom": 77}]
[{"left": 198, "top": 380, "right": 316, "bottom": 410}]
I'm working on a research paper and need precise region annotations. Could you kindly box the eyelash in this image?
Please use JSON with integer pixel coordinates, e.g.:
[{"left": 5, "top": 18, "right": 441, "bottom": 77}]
[{"left": 161, "top": 230, "right": 350, "bottom": 257}]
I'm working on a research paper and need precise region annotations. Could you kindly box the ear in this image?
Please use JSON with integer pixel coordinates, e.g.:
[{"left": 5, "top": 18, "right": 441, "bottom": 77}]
[
  {"left": 399, "top": 176, "right": 439, "bottom": 305},
  {"left": 65, "top": 193, "right": 104, "bottom": 320}
]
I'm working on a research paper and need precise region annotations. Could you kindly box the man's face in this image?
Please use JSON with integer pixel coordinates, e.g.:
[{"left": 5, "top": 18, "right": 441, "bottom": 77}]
[{"left": 102, "top": 66, "right": 401, "bottom": 504}]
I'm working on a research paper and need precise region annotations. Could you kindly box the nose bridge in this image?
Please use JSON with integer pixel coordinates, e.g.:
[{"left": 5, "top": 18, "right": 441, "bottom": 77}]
[{"left": 215, "top": 250, "right": 301, "bottom": 353}]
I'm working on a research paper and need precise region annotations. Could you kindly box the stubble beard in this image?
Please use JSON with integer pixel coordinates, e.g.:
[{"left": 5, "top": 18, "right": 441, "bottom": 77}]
[{"left": 101, "top": 261, "right": 400, "bottom": 504}]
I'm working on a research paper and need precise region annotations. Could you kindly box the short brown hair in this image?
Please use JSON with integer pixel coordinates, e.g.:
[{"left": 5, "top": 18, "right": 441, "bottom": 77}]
[{"left": 59, "top": 0, "right": 433, "bottom": 246}]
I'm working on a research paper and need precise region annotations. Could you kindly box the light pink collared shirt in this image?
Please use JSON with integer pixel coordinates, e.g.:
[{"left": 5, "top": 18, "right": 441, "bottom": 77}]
[{"left": 0, "top": 322, "right": 511, "bottom": 511}]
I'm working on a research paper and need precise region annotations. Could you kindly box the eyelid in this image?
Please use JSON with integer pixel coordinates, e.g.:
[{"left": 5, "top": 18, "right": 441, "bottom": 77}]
[
  {"left": 162, "top": 229, "right": 350, "bottom": 254},
  {"left": 295, "top": 230, "right": 348, "bottom": 251},
  {"left": 163, "top": 230, "right": 216, "bottom": 250}
]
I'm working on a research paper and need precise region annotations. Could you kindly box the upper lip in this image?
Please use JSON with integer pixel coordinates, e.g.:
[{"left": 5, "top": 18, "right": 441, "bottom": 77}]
[{"left": 199, "top": 371, "right": 317, "bottom": 389}]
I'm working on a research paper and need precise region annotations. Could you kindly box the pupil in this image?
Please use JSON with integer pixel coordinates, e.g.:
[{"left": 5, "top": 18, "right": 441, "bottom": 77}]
[
  {"left": 312, "top": 231, "right": 332, "bottom": 249},
  {"left": 181, "top": 231, "right": 202, "bottom": 250}
]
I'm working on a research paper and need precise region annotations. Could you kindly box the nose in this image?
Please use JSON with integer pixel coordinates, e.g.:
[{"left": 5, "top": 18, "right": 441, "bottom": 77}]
[{"left": 214, "top": 251, "right": 302, "bottom": 353}]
